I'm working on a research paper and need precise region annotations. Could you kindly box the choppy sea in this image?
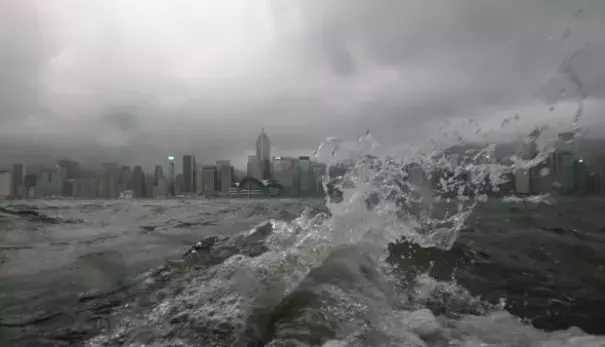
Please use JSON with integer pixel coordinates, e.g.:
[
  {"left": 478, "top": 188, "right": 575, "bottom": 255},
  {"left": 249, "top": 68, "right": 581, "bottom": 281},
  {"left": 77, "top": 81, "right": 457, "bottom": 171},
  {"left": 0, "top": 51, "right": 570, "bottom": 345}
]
[{"left": 1, "top": 137, "right": 605, "bottom": 346}]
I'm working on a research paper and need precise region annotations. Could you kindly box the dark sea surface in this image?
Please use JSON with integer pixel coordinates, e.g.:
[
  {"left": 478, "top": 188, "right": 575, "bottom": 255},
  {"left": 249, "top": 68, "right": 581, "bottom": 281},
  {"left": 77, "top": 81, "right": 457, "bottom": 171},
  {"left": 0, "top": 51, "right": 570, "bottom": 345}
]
[{"left": 1, "top": 197, "right": 604, "bottom": 346}]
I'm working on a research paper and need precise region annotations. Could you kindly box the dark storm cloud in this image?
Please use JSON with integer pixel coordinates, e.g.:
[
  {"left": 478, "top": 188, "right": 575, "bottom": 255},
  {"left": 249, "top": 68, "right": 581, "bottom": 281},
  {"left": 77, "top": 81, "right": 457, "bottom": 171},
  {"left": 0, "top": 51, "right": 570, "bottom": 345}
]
[{"left": 1, "top": 0, "right": 605, "bottom": 168}]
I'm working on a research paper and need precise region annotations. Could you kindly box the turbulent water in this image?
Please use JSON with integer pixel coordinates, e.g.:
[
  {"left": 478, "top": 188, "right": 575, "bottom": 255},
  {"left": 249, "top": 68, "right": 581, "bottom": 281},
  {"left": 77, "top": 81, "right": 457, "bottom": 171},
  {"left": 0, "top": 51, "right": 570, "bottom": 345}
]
[{"left": 2, "top": 138, "right": 605, "bottom": 346}]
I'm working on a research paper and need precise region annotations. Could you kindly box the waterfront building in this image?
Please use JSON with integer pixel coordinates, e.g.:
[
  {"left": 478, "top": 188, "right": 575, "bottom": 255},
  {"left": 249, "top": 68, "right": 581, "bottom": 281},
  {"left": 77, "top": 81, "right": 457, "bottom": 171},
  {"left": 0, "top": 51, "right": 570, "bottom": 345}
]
[
  {"left": 36, "top": 166, "right": 66, "bottom": 197},
  {"left": 145, "top": 173, "right": 154, "bottom": 198},
  {"left": 152, "top": 176, "right": 168, "bottom": 198},
  {"left": 0, "top": 171, "right": 12, "bottom": 198},
  {"left": 23, "top": 174, "right": 37, "bottom": 199},
  {"left": 168, "top": 156, "right": 176, "bottom": 196},
  {"left": 256, "top": 129, "right": 272, "bottom": 179},
  {"left": 132, "top": 166, "right": 146, "bottom": 198},
  {"left": 153, "top": 165, "right": 164, "bottom": 185},
  {"left": 247, "top": 155, "right": 261, "bottom": 179},
  {"left": 195, "top": 164, "right": 204, "bottom": 195},
  {"left": 202, "top": 166, "right": 218, "bottom": 196},
  {"left": 217, "top": 160, "right": 233, "bottom": 193},
  {"left": 298, "top": 156, "right": 315, "bottom": 196},
  {"left": 182, "top": 155, "right": 196, "bottom": 193},
  {"left": 271, "top": 156, "right": 299, "bottom": 196},
  {"left": 120, "top": 166, "right": 132, "bottom": 192}
]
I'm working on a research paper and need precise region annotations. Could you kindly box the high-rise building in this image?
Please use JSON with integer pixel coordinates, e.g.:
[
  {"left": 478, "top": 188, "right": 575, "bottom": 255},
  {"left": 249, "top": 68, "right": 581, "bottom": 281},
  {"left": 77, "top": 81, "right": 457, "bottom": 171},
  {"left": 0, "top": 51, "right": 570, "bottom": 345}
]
[
  {"left": 36, "top": 166, "right": 66, "bottom": 197},
  {"left": 520, "top": 140, "right": 538, "bottom": 161},
  {"left": 168, "top": 156, "right": 176, "bottom": 196},
  {"left": 153, "top": 165, "right": 164, "bottom": 185},
  {"left": 196, "top": 164, "right": 204, "bottom": 195},
  {"left": 256, "top": 128, "right": 271, "bottom": 161},
  {"left": 271, "top": 156, "right": 299, "bottom": 196},
  {"left": 145, "top": 173, "right": 154, "bottom": 199},
  {"left": 0, "top": 171, "right": 12, "bottom": 198},
  {"left": 256, "top": 129, "right": 271, "bottom": 179},
  {"left": 132, "top": 166, "right": 146, "bottom": 198},
  {"left": 11, "top": 164, "right": 23, "bottom": 198},
  {"left": 152, "top": 177, "right": 168, "bottom": 198},
  {"left": 216, "top": 160, "right": 233, "bottom": 193},
  {"left": 298, "top": 156, "right": 315, "bottom": 196},
  {"left": 182, "top": 155, "right": 196, "bottom": 193},
  {"left": 120, "top": 166, "right": 132, "bottom": 192},
  {"left": 103, "top": 162, "right": 120, "bottom": 199},
  {"left": 57, "top": 160, "right": 80, "bottom": 179},
  {"left": 202, "top": 166, "right": 218, "bottom": 196},
  {"left": 58, "top": 160, "right": 80, "bottom": 197},
  {"left": 23, "top": 174, "right": 37, "bottom": 199},
  {"left": 247, "top": 155, "right": 261, "bottom": 179},
  {"left": 175, "top": 174, "right": 184, "bottom": 194},
  {"left": 556, "top": 132, "right": 575, "bottom": 153}
]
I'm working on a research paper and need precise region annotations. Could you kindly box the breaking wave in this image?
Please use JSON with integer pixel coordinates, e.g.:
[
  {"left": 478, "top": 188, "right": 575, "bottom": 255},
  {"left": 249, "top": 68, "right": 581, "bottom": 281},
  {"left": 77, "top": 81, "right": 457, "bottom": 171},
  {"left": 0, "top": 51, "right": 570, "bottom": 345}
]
[{"left": 84, "top": 133, "right": 604, "bottom": 346}]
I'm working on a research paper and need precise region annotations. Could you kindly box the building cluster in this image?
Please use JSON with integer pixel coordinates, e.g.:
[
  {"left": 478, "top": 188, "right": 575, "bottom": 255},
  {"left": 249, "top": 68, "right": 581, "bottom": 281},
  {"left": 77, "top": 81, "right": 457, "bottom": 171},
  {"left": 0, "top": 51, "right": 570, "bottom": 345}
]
[
  {"left": 509, "top": 132, "right": 601, "bottom": 196},
  {"left": 415, "top": 132, "right": 605, "bottom": 197},
  {"left": 237, "top": 129, "right": 327, "bottom": 197},
  {"left": 0, "top": 129, "right": 331, "bottom": 200}
]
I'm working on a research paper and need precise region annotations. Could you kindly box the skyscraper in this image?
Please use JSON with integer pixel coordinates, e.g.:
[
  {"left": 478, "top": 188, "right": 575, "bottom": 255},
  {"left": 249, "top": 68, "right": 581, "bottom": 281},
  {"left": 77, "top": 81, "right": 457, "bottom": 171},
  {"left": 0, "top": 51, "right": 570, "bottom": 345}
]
[
  {"left": 256, "top": 129, "right": 271, "bottom": 179},
  {"left": 196, "top": 164, "right": 205, "bottom": 196},
  {"left": 552, "top": 132, "right": 576, "bottom": 194},
  {"left": 132, "top": 166, "right": 146, "bottom": 198},
  {"left": 202, "top": 166, "right": 217, "bottom": 196},
  {"left": 247, "top": 155, "right": 260, "bottom": 179},
  {"left": 256, "top": 128, "right": 271, "bottom": 161},
  {"left": 57, "top": 160, "right": 80, "bottom": 196},
  {"left": 168, "top": 156, "right": 176, "bottom": 196},
  {"left": 182, "top": 155, "right": 196, "bottom": 193},
  {"left": 153, "top": 165, "right": 164, "bottom": 185},
  {"left": 271, "top": 156, "right": 299, "bottom": 196},
  {"left": 0, "top": 171, "right": 12, "bottom": 198},
  {"left": 216, "top": 160, "right": 233, "bottom": 193},
  {"left": 298, "top": 156, "right": 313, "bottom": 196}
]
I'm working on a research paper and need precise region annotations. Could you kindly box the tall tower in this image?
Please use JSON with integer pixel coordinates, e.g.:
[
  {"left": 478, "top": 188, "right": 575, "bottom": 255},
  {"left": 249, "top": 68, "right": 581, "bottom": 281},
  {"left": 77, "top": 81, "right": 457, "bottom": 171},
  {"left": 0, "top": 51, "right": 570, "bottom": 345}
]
[
  {"left": 168, "top": 156, "right": 176, "bottom": 196},
  {"left": 256, "top": 129, "right": 271, "bottom": 179},
  {"left": 132, "top": 166, "right": 146, "bottom": 198},
  {"left": 256, "top": 128, "right": 271, "bottom": 161},
  {"left": 182, "top": 155, "right": 196, "bottom": 193},
  {"left": 153, "top": 165, "right": 164, "bottom": 185}
]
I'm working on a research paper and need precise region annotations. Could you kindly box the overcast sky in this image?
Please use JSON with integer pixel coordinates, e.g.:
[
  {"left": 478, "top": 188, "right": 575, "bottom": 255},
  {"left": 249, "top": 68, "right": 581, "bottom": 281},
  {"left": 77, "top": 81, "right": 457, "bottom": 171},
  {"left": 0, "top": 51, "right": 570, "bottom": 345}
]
[{"left": 1, "top": 0, "right": 604, "bottom": 169}]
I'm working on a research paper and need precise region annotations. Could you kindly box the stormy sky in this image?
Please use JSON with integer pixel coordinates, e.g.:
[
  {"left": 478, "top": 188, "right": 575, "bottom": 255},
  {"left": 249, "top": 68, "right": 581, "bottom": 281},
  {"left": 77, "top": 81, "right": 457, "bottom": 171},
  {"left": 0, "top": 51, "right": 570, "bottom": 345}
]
[{"left": 1, "top": 0, "right": 604, "bottom": 170}]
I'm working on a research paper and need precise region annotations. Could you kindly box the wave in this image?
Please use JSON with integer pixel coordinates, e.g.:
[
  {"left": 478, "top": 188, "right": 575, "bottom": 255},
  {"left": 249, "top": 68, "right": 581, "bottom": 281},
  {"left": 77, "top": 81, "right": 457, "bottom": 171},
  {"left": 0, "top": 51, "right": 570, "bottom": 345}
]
[
  {"left": 0, "top": 205, "right": 84, "bottom": 224},
  {"left": 80, "top": 133, "right": 604, "bottom": 346}
]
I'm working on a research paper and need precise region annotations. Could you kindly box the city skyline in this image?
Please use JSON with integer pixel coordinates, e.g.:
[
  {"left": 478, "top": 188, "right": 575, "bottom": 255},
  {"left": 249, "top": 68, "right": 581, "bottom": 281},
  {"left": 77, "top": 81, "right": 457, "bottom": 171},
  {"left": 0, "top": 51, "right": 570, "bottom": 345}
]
[
  {"left": 0, "top": 128, "right": 333, "bottom": 199},
  {"left": 1, "top": 1, "right": 604, "bottom": 172}
]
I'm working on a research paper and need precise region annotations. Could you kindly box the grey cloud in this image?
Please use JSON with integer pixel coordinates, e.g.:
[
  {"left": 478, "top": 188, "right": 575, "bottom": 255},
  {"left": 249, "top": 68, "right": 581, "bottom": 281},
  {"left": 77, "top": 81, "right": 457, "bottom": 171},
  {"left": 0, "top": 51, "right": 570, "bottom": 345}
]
[
  {"left": 1, "top": 0, "right": 605, "bottom": 169},
  {"left": 0, "top": 1, "right": 54, "bottom": 123}
]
